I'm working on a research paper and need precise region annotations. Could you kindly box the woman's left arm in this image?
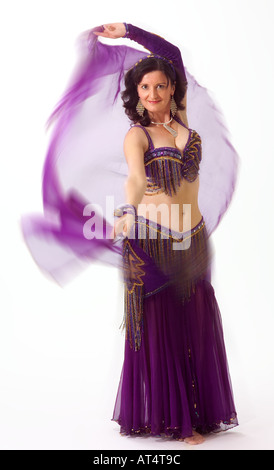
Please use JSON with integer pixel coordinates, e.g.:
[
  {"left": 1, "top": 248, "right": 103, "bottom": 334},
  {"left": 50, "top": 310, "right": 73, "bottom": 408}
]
[
  {"left": 93, "top": 23, "right": 187, "bottom": 83},
  {"left": 123, "top": 23, "right": 189, "bottom": 126},
  {"left": 124, "top": 23, "right": 187, "bottom": 83},
  {"left": 93, "top": 23, "right": 188, "bottom": 125},
  {"left": 178, "top": 93, "right": 189, "bottom": 127}
]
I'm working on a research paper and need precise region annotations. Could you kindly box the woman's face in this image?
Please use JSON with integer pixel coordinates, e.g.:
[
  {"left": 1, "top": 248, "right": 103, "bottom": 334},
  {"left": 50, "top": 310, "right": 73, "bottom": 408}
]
[{"left": 137, "top": 70, "right": 175, "bottom": 116}]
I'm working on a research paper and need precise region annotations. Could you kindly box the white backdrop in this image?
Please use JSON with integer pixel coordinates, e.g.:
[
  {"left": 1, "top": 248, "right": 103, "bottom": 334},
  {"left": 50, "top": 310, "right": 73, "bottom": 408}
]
[{"left": 1, "top": 0, "right": 274, "bottom": 450}]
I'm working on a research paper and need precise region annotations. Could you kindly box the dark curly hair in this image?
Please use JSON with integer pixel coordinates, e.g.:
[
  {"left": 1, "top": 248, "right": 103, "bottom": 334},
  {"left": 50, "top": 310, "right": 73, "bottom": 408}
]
[{"left": 121, "top": 57, "right": 188, "bottom": 127}]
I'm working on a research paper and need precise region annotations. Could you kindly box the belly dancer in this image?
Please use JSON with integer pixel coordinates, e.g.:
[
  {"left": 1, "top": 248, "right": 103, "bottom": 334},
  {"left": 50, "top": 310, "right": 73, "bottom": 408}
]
[
  {"left": 94, "top": 23, "right": 239, "bottom": 445},
  {"left": 20, "top": 22, "right": 239, "bottom": 445}
]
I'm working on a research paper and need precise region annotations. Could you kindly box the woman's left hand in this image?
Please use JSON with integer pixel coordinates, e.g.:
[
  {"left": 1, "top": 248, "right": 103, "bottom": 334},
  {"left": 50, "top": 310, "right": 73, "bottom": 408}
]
[{"left": 92, "top": 23, "right": 126, "bottom": 39}]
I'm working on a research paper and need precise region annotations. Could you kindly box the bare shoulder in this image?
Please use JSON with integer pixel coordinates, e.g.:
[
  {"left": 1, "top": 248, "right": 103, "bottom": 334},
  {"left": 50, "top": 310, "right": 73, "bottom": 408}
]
[
  {"left": 125, "top": 126, "right": 145, "bottom": 140},
  {"left": 124, "top": 125, "right": 148, "bottom": 152},
  {"left": 123, "top": 126, "right": 147, "bottom": 179}
]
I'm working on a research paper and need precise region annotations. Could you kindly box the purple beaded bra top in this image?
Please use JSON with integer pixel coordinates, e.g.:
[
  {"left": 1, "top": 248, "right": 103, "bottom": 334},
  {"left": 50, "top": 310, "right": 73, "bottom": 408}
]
[
  {"left": 19, "top": 23, "right": 239, "bottom": 286},
  {"left": 133, "top": 115, "right": 201, "bottom": 197}
]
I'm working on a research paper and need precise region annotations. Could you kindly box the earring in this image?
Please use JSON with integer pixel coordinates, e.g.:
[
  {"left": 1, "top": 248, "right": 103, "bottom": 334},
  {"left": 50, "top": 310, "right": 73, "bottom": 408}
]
[
  {"left": 136, "top": 100, "right": 145, "bottom": 117},
  {"left": 170, "top": 96, "right": 177, "bottom": 117}
]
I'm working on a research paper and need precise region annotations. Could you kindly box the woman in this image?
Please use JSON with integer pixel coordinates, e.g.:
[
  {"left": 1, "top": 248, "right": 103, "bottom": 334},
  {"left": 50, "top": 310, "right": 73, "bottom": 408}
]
[
  {"left": 94, "top": 23, "right": 238, "bottom": 445},
  {"left": 20, "top": 22, "right": 239, "bottom": 445}
]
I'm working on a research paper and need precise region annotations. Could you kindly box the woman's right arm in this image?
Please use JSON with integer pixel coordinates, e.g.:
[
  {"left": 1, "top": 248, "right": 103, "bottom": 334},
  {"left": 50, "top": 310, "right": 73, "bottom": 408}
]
[
  {"left": 113, "top": 127, "right": 147, "bottom": 238},
  {"left": 123, "top": 127, "right": 148, "bottom": 209}
]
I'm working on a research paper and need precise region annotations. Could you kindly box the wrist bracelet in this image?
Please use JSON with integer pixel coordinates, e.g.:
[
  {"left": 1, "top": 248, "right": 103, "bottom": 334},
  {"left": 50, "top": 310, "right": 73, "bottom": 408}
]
[
  {"left": 114, "top": 203, "right": 137, "bottom": 217},
  {"left": 122, "top": 22, "right": 129, "bottom": 38}
]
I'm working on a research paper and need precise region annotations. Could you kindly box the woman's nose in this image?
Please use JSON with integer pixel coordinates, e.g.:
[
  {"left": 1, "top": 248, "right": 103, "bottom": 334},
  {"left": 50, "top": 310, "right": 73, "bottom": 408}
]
[{"left": 149, "top": 88, "right": 159, "bottom": 99}]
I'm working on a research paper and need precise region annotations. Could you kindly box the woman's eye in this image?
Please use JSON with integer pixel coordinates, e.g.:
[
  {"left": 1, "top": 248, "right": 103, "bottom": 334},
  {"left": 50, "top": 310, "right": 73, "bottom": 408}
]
[{"left": 140, "top": 84, "right": 166, "bottom": 90}]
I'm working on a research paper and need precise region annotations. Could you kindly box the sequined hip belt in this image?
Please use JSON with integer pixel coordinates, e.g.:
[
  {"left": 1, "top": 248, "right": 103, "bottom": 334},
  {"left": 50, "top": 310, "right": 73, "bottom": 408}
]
[{"left": 122, "top": 214, "right": 213, "bottom": 351}]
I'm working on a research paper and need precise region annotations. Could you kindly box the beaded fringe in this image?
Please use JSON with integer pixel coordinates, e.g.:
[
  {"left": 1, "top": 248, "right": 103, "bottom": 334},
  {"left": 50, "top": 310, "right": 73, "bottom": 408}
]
[
  {"left": 121, "top": 218, "right": 211, "bottom": 352},
  {"left": 145, "top": 157, "right": 185, "bottom": 196},
  {"left": 137, "top": 218, "right": 211, "bottom": 305},
  {"left": 144, "top": 131, "right": 202, "bottom": 196},
  {"left": 121, "top": 238, "right": 146, "bottom": 352}
]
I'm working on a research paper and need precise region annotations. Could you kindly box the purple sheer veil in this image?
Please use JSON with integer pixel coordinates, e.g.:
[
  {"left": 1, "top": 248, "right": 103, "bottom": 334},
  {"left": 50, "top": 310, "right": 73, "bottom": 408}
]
[{"left": 20, "top": 27, "right": 239, "bottom": 286}]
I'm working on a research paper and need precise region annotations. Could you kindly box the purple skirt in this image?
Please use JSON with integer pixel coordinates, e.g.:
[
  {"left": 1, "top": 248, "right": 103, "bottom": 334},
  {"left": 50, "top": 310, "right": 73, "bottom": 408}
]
[{"left": 112, "top": 216, "right": 238, "bottom": 439}]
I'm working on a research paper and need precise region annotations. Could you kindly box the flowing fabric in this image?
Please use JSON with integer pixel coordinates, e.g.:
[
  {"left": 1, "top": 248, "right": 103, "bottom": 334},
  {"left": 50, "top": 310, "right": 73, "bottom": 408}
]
[
  {"left": 20, "top": 27, "right": 239, "bottom": 286},
  {"left": 112, "top": 216, "right": 238, "bottom": 438}
]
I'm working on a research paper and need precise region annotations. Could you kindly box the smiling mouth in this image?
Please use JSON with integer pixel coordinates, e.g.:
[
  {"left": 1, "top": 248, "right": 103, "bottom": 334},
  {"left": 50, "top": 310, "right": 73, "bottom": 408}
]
[{"left": 148, "top": 100, "right": 161, "bottom": 103}]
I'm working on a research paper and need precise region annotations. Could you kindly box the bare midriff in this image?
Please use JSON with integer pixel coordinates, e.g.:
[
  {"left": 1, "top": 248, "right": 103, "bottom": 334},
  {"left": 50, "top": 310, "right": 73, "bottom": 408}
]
[{"left": 137, "top": 176, "right": 202, "bottom": 233}]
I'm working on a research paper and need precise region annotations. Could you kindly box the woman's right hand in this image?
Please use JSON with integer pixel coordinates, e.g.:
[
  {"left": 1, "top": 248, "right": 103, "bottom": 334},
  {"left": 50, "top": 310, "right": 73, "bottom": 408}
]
[
  {"left": 111, "top": 212, "right": 135, "bottom": 239},
  {"left": 92, "top": 23, "right": 126, "bottom": 39}
]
